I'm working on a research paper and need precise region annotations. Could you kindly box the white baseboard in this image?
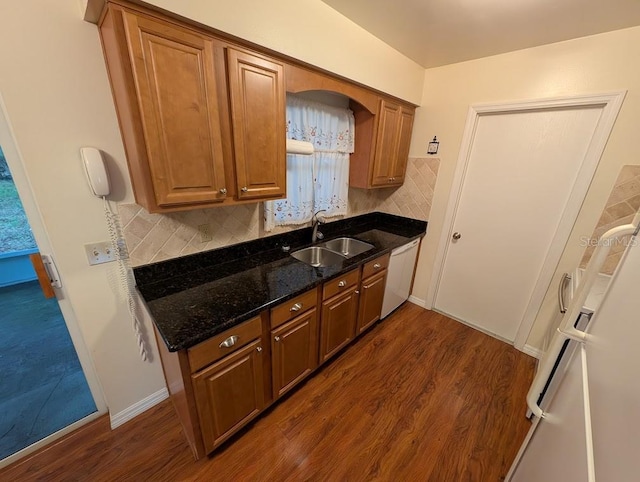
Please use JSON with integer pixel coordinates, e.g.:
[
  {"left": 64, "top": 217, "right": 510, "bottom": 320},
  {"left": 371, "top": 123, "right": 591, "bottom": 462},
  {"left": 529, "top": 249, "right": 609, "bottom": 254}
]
[
  {"left": 408, "top": 295, "right": 427, "bottom": 308},
  {"left": 110, "top": 387, "right": 169, "bottom": 429},
  {"left": 521, "top": 344, "right": 543, "bottom": 359}
]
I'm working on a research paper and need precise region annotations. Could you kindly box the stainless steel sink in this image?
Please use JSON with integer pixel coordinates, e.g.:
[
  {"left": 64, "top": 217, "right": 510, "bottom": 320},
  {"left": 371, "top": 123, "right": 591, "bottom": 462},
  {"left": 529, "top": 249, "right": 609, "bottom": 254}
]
[
  {"left": 320, "top": 237, "right": 374, "bottom": 258},
  {"left": 290, "top": 246, "right": 346, "bottom": 267}
]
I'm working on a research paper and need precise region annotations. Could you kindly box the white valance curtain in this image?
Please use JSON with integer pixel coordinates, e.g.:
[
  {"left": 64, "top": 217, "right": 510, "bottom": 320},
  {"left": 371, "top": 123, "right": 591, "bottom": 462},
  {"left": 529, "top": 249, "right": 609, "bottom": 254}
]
[{"left": 264, "top": 95, "right": 355, "bottom": 231}]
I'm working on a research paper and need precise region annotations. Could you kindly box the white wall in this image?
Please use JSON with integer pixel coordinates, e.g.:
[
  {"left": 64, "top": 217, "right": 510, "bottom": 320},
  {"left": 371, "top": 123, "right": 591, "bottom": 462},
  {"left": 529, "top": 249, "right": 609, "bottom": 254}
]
[
  {"left": 0, "top": 0, "right": 425, "bottom": 421},
  {"left": 145, "top": 0, "right": 425, "bottom": 104},
  {"left": 409, "top": 26, "right": 640, "bottom": 350}
]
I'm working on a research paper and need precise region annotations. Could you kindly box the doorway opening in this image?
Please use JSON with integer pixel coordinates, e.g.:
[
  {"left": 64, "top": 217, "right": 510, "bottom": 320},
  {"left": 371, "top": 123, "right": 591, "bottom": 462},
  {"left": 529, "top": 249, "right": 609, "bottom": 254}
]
[{"left": 0, "top": 146, "right": 97, "bottom": 462}]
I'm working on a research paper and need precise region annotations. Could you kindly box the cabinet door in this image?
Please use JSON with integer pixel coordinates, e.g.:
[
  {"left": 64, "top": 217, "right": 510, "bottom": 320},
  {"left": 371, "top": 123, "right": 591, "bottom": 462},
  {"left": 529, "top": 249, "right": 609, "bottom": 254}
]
[
  {"left": 389, "top": 107, "right": 415, "bottom": 185},
  {"left": 370, "top": 99, "right": 401, "bottom": 187},
  {"left": 226, "top": 48, "right": 286, "bottom": 200},
  {"left": 192, "top": 339, "right": 264, "bottom": 453},
  {"left": 356, "top": 270, "right": 387, "bottom": 335},
  {"left": 123, "top": 12, "right": 227, "bottom": 207},
  {"left": 271, "top": 308, "right": 318, "bottom": 398},
  {"left": 319, "top": 288, "right": 358, "bottom": 363}
]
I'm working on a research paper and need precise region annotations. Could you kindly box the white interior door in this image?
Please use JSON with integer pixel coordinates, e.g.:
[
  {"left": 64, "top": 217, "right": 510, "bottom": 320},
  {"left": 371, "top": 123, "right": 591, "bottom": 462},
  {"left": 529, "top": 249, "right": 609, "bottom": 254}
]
[{"left": 434, "top": 104, "right": 607, "bottom": 342}]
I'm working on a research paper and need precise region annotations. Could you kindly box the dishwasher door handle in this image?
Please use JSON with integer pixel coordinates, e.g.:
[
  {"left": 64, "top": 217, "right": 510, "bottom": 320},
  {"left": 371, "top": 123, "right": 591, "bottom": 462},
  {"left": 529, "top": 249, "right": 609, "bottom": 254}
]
[{"left": 391, "top": 239, "right": 420, "bottom": 256}]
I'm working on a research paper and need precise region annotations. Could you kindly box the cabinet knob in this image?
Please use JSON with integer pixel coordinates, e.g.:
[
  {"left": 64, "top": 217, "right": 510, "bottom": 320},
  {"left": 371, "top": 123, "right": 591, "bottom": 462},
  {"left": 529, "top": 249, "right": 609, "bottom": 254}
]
[
  {"left": 338, "top": 280, "right": 346, "bottom": 287},
  {"left": 355, "top": 290, "right": 360, "bottom": 295},
  {"left": 373, "top": 263, "right": 381, "bottom": 269},
  {"left": 219, "top": 188, "right": 227, "bottom": 195},
  {"left": 219, "top": 335, "right": 238, "bottom": 348},
  {"left": 256, "top": 346, "right": 262, "bottom": 353},
  {"left": 241, "top": 186, "right": 249, "bottom": 193},
  {"left": 274, "top": 336, "right": 281, "bottom": 342},
  {"left": 452, "top": 232, "right": 462, "bottom": 241},
  {"left": 290, "top": 302, "right": 303, "bottom": 312}
]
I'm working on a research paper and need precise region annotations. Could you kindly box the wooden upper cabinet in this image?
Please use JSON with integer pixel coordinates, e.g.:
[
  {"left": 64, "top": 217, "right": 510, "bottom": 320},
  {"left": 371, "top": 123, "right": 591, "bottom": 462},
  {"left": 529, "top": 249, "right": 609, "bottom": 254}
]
[
  {"left": 119, "top": 10, "right": 227, "bottom": 208},
  {"left": 226, "top": 48, "right": 286, "bottom": 200},
  {"left": 99, "top": 5, "right": 287, "bottom": 212},
  {"left": 350, "top": 99, "right": 416, "bottom": 189}
]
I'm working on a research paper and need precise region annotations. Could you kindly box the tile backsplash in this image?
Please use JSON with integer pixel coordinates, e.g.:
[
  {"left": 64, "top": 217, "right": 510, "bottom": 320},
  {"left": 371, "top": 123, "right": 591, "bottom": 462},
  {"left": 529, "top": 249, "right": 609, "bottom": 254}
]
[
  {"left": 580, "top": 164, "right": 640, "bottom": 274},
  {"left": 119, "top": 157, "right": 440, "bottom": 266}
]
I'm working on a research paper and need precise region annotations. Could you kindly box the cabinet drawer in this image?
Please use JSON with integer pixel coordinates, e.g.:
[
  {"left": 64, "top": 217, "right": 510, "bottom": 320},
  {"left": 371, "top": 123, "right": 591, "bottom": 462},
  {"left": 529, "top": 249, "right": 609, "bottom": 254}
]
[
  {"left": 271, "top": 288, "right": 318, "bottom": 329},
  {"left": 362, "top": 253, "right": 390, "bottom": 279},
  {"left": 187, "top": 315, "right": 262, "bottom": 372},
  {"left": 323, "top": 269, "right": 360, "bottom": 300}
]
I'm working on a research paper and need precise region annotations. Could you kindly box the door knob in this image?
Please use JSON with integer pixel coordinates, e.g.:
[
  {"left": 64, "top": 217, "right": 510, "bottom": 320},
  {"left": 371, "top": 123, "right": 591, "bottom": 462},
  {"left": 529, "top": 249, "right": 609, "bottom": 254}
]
[{"left": 452, "top": 232, "right": 462, "bottom": 240}]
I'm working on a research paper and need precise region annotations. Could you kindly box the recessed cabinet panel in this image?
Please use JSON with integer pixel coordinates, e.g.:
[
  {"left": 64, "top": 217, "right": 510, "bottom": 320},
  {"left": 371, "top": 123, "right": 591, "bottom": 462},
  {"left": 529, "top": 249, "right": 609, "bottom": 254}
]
[
  {"left": 123, "top": 12, "right": 227, "bottom": 207},
  {"left": 390, "top": 107, "right": 415, "bottom": 184},
  {"left": 357, "top": 270, "right": 387, "bottom": 334},
  {"left": 371, "top": 100, "right": 402, "bottom": 187},
  {"left": 227, "top": 48, "right": 286, "bottom": 200},
  {"left": 320, "top": 288, "right": 359, "bottom": 363},
  {"left": 192, "top": 339, "right": 264, "bottom": 453},
  {"left": 271, "top": 308, "right": 318, "bottom": 398}
]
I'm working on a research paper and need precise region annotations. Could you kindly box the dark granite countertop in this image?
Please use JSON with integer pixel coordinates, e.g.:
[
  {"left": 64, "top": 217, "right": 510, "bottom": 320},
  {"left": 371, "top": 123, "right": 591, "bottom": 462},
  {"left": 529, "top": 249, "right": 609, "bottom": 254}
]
[{"left": 134, "top": 212, "right": 427, "bottom": 352}]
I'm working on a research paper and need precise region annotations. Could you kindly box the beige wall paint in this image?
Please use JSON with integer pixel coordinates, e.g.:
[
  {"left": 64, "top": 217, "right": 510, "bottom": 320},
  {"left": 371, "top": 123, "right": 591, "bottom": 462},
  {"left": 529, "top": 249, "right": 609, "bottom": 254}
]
[
  {"left": 409, "top": 26, "right": 640, "bottom": 350},
  {"left": 145, "top": 0, "right": 425, "bottom": 104},
  {"left": 0, "top": 1, "right": 166, "bottom": 415}
]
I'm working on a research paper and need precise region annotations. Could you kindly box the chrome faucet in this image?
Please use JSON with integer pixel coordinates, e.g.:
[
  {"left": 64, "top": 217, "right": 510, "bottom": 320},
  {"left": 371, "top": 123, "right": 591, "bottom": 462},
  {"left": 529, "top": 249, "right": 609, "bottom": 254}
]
[{"left": 311, "top": 209, "right": 326, "bottom": 243}]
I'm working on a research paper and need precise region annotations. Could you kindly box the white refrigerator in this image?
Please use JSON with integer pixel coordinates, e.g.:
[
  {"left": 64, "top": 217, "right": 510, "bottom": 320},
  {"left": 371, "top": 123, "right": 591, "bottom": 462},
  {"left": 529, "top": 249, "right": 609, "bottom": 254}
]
[{"left": 507, "top": 218, "right": 640, "bottom": 481}]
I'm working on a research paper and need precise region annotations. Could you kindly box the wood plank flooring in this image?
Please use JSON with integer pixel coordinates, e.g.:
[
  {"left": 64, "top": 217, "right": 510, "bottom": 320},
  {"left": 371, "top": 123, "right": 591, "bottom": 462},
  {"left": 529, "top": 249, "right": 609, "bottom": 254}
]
[{"left": 0, "top": 303, "right": 536, "bottom": 481}]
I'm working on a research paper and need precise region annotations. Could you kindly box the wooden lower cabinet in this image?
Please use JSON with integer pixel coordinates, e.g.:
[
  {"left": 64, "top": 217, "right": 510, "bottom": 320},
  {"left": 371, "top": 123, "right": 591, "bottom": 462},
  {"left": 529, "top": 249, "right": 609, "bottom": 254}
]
[
  {"left": 356, "top": 270, "right": 388, "bottom": 334},
  {"left": 319, "top": 287, "right": 359, "bottom": 363},
  {"left": 271, "top": 308, "right": 318, "bottom": 398},
  {"left": 192, "top": 339, "right": 264, "bottom": 453},
  {"left": 159, "top": 257, "right": 398, "bottom": 459}
]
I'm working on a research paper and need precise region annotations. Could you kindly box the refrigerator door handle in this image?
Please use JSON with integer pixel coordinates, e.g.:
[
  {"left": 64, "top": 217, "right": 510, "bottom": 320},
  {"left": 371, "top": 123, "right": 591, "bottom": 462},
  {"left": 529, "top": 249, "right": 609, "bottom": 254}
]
[{"left": 558, "top": 272, "right": 571, "bottom": 313}]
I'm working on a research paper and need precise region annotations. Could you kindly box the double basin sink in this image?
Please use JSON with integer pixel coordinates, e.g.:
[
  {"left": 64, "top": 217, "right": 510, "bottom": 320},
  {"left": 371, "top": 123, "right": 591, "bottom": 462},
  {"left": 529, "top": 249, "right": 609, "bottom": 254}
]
[{"left": 290, "top": 237, "right": 374, "bottom": 268}]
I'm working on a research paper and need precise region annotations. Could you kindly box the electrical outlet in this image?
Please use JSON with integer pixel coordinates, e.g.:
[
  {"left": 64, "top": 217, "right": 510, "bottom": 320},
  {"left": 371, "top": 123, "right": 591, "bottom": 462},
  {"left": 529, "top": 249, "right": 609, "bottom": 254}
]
[
  {"left": 198, "top": 223, "right": 213, "bottom": 243},
  {"left": 84, "top": 241, "right": 116, "bottom": 265}
]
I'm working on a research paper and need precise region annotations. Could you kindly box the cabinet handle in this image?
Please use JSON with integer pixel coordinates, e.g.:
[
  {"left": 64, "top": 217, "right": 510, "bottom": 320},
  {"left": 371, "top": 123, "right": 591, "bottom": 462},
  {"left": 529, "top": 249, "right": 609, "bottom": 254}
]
[
  {"left": 219, "top": 188, "right": 227, "bottom": 195},
  {"left": 290, "top": 302, "right": 303, "bottom": 312},
  {"left": 373, "top": 263, "right": 381, "bottom": 269},
  {"left": 219, "top": 335, "right": 238, "bottom": 348},
  {"left": 274, "top": 336, "right": 281, "bottom": 342},
  {"left": 241, "top": 186, "right": 248, "bottom": 193},
  {"left": 355, "top": 290, "right": 360, "bottom": 295},
  {"left": 256, "top": 346, "right": 262, "bottom": 353},
  {"left": 338, "top": 280, "right": 346, "bottom": 287}
]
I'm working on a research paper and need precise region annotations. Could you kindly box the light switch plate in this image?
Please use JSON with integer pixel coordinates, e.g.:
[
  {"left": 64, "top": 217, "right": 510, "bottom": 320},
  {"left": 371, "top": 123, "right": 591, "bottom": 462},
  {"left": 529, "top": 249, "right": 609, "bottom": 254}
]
[{"left": 84, "top": 241, "right": 116, "bottom": 265}]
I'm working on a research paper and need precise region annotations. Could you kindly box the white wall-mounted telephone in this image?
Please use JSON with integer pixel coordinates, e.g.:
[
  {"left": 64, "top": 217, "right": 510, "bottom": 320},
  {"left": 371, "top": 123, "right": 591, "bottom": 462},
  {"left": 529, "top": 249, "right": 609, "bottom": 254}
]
[
  {"left": 80, "top": 145, "right": 148, "bottom": 360},
  {"left": 81, "top": 146, "right": 111, "bottom": 197}
]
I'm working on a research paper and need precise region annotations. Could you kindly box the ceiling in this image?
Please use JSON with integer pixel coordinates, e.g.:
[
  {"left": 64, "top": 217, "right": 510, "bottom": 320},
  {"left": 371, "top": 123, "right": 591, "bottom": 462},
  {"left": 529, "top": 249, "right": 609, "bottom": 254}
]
[{"left": 321, "top": 0, "right": 640, "bottom": 68}]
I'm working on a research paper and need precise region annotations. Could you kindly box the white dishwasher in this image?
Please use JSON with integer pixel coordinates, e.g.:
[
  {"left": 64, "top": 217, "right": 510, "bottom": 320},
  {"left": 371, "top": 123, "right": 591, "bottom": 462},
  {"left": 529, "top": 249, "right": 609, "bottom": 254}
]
[{"left": 381, "top": 238, "right": 420, "bottom": 319}]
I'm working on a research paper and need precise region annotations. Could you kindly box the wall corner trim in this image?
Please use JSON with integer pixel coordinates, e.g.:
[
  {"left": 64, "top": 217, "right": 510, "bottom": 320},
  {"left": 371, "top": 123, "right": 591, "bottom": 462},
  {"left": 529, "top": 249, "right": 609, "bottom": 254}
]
[
  {"left": 521, "top": 344, "right": 543, "bottom": 360},
  {"left": 408, "top": 295, "right": 427, "bottom": 308},
  {"left": 109, "top": 387, "right": 169, "bottom": 429}
]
